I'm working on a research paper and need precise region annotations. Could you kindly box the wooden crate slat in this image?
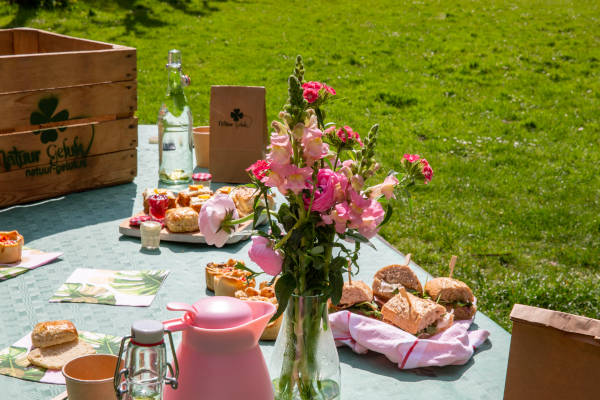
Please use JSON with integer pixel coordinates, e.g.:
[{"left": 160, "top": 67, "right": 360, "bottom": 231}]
[
  {"left": 0, "top": 81, "right": 137, "bottom": 132},
  {"left": 0, "top": 30, "right": 13, "bottom": 55},
  {"left": 0, "top": 48, "right": 137, "bottom": 94},
  {"left": 0, "top": 149, "right": 137, "bottom": 207},
  {"left": 36, "top": 29, "right": 119, "bottom": 52},
  {"left": 13, "top": 29, "right": 38, "bottom": 54},
  {"left": 0, "top": 118, "right": 137, "bottom": 173}
]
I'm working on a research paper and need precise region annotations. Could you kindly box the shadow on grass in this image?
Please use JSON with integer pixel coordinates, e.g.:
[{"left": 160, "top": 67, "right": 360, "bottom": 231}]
[{"left": 2, "top": 0, "right": 223, "bottom": 33}]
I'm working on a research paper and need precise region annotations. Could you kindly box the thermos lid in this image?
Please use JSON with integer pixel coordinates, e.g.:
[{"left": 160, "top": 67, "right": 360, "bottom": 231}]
[
  {"left": 131, "top": 320, "right": 164, "bottom": 344},
  {"left": 192, "top": 297, "right": 253, "bottom": 329}
]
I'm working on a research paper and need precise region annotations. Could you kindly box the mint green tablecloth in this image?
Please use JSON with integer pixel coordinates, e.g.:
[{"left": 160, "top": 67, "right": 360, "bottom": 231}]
[{"left": 0, "top": 126, "right": 510, "bottom": 399}]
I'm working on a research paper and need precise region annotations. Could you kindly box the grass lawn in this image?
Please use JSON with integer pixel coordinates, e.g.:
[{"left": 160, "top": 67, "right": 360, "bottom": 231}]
[{"left": 2, "top": 0, "right": 599, "bottom": 331}]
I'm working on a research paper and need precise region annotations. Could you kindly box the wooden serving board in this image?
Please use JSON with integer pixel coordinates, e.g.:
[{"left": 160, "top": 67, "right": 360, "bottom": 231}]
[{"left": 118, "top": 214, "right": 259, "bottom": 245}]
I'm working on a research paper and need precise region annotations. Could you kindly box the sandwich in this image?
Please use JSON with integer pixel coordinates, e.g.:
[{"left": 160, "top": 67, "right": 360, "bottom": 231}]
[
  {"left": 331, "top": 280, "right": 382, "bottom": 319},
  {"left": 381, "top": 288, "right": 454, "bottom": 337},
  {"left": 372, "top": 259, "right": 423, "bottom": 304},
  {"left": 424, "top": 277, "right": 476, "bottom": 320}
]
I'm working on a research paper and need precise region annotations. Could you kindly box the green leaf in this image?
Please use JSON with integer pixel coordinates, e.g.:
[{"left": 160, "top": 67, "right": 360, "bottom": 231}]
[
  {"left": 273, "top": 272, "right": 296, "bottom": 321},
  {"left": 310, "top": 245, "right": 324, "bottom": 255},
  {"left": 344, "top": 231, "right": 377, "bottom": 250},
  {"left": 329, "top": 267, "right": 344, "bottom": 305},
  {"left": 378, "top": 202, "right": 394, "bottom": 228}
]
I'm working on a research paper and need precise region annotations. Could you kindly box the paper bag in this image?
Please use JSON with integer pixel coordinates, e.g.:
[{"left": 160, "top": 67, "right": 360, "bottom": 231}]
[
  {"left": 504, "top": 304, "right": 600, "bottom": 400},
  {"left": 209, "top": 86, "right": 267, "bottom": 183}
]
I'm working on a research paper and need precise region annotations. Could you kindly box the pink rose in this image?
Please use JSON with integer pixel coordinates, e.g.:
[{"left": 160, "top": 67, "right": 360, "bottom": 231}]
[
  {"left": 403, "top": 154, "right": 420, "bottom": 163},
  {"left": 305, "top": 168, "right": 348, "bottom": 212},
  {"left": 246, "top": 159, "right": 271, "bottom": 181},
  {"left": 198, "top": 194, "right": 239, "bottom": 248},
  {"left": 303, "top": 88, "right": 319, "bottom": 103},
  {"left": 302, "top": 126, "right": 329, "bottom": 164},
  {"left": 248, "top": 236, "right": 283, "bottom": 276},
  {"left": 421, "top": 159, "right": 433, "bottom": 183},
  {"left": 267, "top": 134, "right": 292, "bottom": 165}
]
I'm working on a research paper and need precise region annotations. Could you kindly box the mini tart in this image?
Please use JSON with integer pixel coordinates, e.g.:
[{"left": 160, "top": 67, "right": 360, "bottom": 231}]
[
  {"left": 235, "top": 285, "right": 281, "bottom": 340},
  {"left": 176, "top": 185, "right": 213, "bottom": 208},
  {"left": 215, "top": 186, "right": 235, "bottom": 195},
  {"left": 205, "top": 259, "right": 239, "bottom": 291},
  {"left": 230, "top": 186, "right": 275, "bottom": 218},
  {"left": 214, "top": 269, "right": 255, "bottom": 297},
  {"left": 0, "top": 231, "right": 24, "bottom": 264}
]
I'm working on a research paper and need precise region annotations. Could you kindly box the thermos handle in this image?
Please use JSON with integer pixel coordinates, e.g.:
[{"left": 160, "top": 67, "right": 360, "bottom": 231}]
[{"left": 163, "top": 315, "right": 189, "bottom": 332}]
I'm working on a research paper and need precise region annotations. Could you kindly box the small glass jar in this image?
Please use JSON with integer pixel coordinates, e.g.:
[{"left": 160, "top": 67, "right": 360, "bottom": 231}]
[
  {"left": 148, "top": 194, "right": 169, "bottom": 220},
  {"left": 192, "top": 172, "right": 212, "bottom": 189},
  {"left": 141, "top": 221, "right": 161, "bottom": 249}
]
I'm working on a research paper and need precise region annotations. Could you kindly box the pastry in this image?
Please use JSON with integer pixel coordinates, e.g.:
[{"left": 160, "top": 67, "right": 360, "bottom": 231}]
[
  {"left": 189, "top": 193, "right": 212, "bottom": 213},
  {"left": 176, "top": 185, "right": 213, "bottom": 208},
  {"left": 215, "top": 186, "right": 235, "bottom": 195},
  {"left": 205, "top": 259, "right": 239, "bottom": 291},
  {"left": 214, "top": 268, "right": 255, "bottom": 297},
  {"left": 142, "top": 188, "right": 176, "bottom": 213},
  {"left": 235, "top": 283, "right": 282, "bottom": 340},
  {"left": 31, "top": 320, "right": 78, "bottom": 348},
  {"left": 230, "top": 186, "right": 275, "bottom": 217},
  {"left": 0, "top": 230, "right": 24, "bottom": 264},
  {"left": 164, "top": 207, "right": 199, "bottom": 233},
  {"left": 28, "top": 339, "right": 95, "bottom": 370}
]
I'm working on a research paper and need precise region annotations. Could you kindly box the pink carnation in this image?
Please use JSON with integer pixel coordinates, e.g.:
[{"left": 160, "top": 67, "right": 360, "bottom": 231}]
[
  {"left": 303, "top": 88, "right": 319, "bottom": 103},
  {"left": 421, "top": 159, "right": 433, "bottom": 183},
  {"left": 302, "top": 81, "right": 324, "bottom": 90},
  {"left": 404, "top": 154, "right": 420, "bottom": 163},
  {"left": 246, "top": 159, "right": 271, "bottom": 181},
  {"left": 248, "top": 236, "right": 283, "bottom": 276},
  {"left": 337, "top": 126, "right": 363, "bottom": 147},
  {"left": 324, "top": 84, "right": 336, "bottom": 95}
]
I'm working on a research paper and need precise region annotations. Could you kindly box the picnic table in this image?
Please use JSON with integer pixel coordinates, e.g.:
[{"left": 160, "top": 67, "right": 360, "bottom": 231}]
[{"left": 0, "top": 126, "right": 511, "bottom": 399}]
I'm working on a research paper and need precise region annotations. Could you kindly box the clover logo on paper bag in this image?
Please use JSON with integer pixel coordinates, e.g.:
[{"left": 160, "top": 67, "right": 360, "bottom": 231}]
[{"left": 230, "top": 108, "right": 244, "bottom": 122}]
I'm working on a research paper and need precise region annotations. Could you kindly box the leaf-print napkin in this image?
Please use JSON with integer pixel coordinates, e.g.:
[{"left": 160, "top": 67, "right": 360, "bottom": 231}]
[
  {"left": 49, "top": 268, "right": 169, "bottom": 307},
  {"left": 0, "top": 248, "right": 62, "bottom": 281},
  {"left": 0, "top": 330, "right": 121, "bottom": 384}
]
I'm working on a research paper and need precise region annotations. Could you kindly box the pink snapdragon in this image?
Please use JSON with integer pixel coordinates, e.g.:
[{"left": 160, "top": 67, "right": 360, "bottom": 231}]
[
  {"left": 270, "top": 164, "right": 313, "bottom": 195},
  {"left": 346, "top": 189, "right": 385, "bottom": 239},
  {"left": 267, "top": 134, "right": 293, "bottom": 165},
  {"left": 321, "top": 202, "right": 352, "bottom": 234},
  {"left": 246, "top": 160, "right": 271, "bottom": 181},
  {"left": 301, "top": 126, "right": 329, "bottom": 164},
  {"left": 368, "top": 175, "right": 400, "bottom": 200},
  {"left": 248, "top": 236, "right": 283, "bottom": 276},
  {"left": 305, "top": 168, "right": 348, "bottom": 212},
  {"left": 198, "top": 194, "right": 239, "bottom": 248}
]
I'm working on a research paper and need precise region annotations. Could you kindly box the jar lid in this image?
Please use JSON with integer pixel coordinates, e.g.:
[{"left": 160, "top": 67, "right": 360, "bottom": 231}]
[
  {"left": 192, "top": 172, "right": 212, "bottom": 182},
  {"left": 131, "top": 320, "right": 164, "bottom": 345}
]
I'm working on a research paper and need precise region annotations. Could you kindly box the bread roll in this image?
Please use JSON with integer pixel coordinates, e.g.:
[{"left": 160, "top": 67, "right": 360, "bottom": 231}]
[
  {"left": 165, "top": 207, "right": 199, "bottom": 233},
  {"left": 27, "top": 339, "right": 95, "bottom": 370},
  {"left": 31, "top": 320, "right": 78, "bottom": 348}
]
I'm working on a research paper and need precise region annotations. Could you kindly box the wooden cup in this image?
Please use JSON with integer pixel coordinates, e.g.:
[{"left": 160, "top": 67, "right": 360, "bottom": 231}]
[
  {"left": 193, "top": 126, "right": 210, "bottom": 168},
  {"left": 62, "top": 354, "right": 119, "bottom": 400}
]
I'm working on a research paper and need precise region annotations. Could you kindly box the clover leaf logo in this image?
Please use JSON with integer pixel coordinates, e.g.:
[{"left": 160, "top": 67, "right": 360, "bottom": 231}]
[
  {"left": 30, "top": 97, "right": 70, "bottom": 144},
  {"left": 230, "top": 108, "right": 244, "bottom": 122}
]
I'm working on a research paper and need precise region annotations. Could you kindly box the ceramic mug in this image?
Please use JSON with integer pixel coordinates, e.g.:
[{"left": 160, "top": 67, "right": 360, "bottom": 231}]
[
  {"left": 62, "top": 354, "right": 119, "bottom": 400},
  {"left": 193, "top": 126, "right": 210, "bottom": 168}
]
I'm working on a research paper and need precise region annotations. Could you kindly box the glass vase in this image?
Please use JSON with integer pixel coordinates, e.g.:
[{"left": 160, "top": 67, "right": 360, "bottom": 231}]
[{"left": 269, "top": 294, "right": 341, "bottom": 400}]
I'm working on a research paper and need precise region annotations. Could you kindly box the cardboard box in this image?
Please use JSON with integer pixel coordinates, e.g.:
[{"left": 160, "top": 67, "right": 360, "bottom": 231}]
[
  {"left": 504, "top": 304, "right": 600, "bottom": 399},
  {"left": 209, "top": 86, "right": 267, "bottom": 183}
]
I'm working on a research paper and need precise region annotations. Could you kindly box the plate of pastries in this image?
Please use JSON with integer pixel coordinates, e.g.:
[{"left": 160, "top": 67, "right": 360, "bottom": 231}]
[
  {"left": 205, "top": 259, "right": 282, "bottom": 340},
  {"left": 330, "top": 254, "right": 477, "bottom": 338},
  {"left": 119, "top": 185, "right": 274, "bottom": 245}
]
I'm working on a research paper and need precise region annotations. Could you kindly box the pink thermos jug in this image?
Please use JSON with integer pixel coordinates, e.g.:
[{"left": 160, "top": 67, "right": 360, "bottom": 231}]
[{"left": 163, "top": 296, "right": 276, "bottom": 400}]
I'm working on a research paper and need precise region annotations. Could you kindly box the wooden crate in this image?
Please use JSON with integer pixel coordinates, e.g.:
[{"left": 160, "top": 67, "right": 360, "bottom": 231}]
[{"left": 0, "top": 28, "right": 137, "bottom": 208}]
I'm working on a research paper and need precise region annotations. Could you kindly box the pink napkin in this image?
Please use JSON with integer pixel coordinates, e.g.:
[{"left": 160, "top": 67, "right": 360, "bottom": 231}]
[{"left": 329, "top": 310, "right": 490, "bottom": 369}]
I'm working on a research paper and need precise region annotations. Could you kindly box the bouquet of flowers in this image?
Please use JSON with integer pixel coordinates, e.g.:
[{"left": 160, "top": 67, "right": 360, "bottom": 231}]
[{"left": 199, "top": 56, "right": 433, "bottom": 399}]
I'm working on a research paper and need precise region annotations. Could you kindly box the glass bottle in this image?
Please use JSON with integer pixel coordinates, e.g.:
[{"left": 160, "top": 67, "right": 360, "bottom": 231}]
[
  {"left": 158, "top": 49, "right": 193, "bottom": 185},
  {"left": 114, "top": 320, "right": 179, "bottom": 400}
]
